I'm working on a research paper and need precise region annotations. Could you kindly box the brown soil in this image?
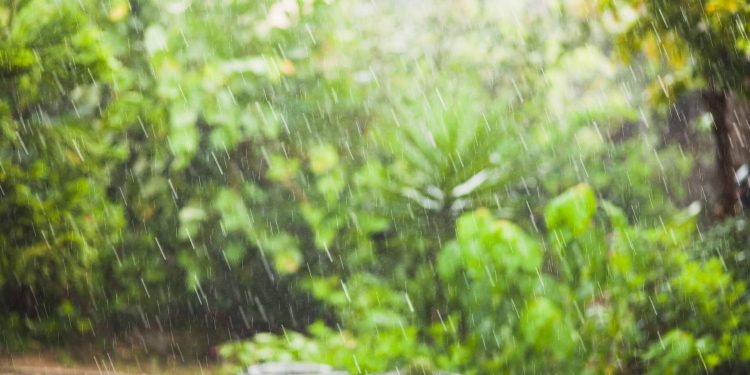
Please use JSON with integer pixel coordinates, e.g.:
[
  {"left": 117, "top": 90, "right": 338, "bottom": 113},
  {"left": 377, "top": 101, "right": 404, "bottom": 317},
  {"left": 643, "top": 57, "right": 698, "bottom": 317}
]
[{"left": 0, "top": 348, "right": 219, "bottom": 375}]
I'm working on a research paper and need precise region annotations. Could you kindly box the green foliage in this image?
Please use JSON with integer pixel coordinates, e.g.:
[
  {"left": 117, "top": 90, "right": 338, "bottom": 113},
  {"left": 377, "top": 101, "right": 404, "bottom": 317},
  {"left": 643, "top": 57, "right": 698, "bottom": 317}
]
[
  {"left": 545, "top": 183, "right": 597, "bottom": 238},
  {"left": 219, "top": 321, "right": 431, "bottom": 375},
  {"left": 599, "top": 0, "right": 750, "bottom": 98},
  {"left": 220, "top": 184, "right": 750, "bottom": 373},
  {"left": 0, "top": 0, "right": 123, "bottom": 342},
  {"left": 3, "top": 1, "right": 750, "bottom": 375}
]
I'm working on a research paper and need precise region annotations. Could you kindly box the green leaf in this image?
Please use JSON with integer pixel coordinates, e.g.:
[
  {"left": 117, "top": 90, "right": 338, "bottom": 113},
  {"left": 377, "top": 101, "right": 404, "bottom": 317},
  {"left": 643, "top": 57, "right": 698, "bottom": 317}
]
[
  {"left": 544, "top": 183, "right": 597, "bottom": 239},
  {"left": 316, "top": 169, "right": 346, "bottom": 204},
  {"left": 223, "top": 245, "right": 246, "bottom": 267},
  {"left": 601, "top": 200, "right": 628, "bottom": 229},
  {"left": 520, "top": 298, "right": 576, "bottom": 359},
  {"left": 214, "top": 188, "right": 252, "bottom": 234},
  {"left": 644, "top": 330, "right": 696, "bottom": 375},
  {"left": 144, "top": 25, "right": 168, "bottom": 54},
  {"left": 179, "top": 206, "right": 207, "bottom": 223},
  {"left": 273, "top": 248, "right": 303, "bottom": 275},
  {"left": 267, "top": 155, "right": 300, "bottom": 182},
  {"left": 309, "top": 144, "right": 339, "bottom": 175},
  {"left": 169, "top": 104, "right": 198, "bottom": 170},
  {"left": 178, "top": 205, "right": 207, "bottom": 240},
  {"left": 491, "top": 219, "right": 542, "bottom": 274},
  {"left": 443, "top": 209, "right": 542, "bottom": 281}
]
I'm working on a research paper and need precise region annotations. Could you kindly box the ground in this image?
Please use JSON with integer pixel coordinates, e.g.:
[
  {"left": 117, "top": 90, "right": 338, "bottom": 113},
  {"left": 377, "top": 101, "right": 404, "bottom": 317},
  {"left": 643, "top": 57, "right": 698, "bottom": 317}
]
[{"left": 0, "top": 346, "right": 219, "bottom": 375}]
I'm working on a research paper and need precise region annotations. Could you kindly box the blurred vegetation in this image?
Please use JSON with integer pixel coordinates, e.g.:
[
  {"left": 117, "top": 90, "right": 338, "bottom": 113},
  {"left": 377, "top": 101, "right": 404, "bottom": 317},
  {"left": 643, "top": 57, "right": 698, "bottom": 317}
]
[{"left": 2, "top": 0, "right": 750, "bottom": 374}]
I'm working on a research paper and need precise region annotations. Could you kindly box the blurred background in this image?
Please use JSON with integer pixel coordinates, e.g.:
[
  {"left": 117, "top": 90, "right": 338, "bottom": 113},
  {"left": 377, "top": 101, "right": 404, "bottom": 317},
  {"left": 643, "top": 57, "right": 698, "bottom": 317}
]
[{"left": 3, "top": 0, "right": 750, "bottom": 373}]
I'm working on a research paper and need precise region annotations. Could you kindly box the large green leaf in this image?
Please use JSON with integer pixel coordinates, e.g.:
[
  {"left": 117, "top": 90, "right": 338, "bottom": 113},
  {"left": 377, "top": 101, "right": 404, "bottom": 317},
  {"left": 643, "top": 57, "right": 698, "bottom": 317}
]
[
  {"left": 440, "top": 208, "right": 542, "bottom": 282},
  {"left": 544, "top": 183, "right": 597, "bottom": 239}
]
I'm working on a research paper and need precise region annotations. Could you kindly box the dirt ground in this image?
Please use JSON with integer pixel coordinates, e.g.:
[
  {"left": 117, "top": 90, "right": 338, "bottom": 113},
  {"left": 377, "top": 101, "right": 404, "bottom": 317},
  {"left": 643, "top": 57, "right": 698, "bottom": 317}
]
[{"left": 0, "top": 349, "right": 219, "bottom": 375}]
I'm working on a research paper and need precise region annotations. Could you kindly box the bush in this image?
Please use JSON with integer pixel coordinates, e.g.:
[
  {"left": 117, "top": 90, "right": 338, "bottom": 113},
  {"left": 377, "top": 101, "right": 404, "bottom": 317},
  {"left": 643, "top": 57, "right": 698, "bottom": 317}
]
[{"left": 220, "top": 184, "right": 750, "bottom": 373}]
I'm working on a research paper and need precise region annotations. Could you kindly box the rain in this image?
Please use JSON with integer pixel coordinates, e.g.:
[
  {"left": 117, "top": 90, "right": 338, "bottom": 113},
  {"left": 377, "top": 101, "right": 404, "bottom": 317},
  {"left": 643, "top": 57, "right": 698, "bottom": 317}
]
[{"left": 2, "top": 0, "right": 750, "bottom": 374}]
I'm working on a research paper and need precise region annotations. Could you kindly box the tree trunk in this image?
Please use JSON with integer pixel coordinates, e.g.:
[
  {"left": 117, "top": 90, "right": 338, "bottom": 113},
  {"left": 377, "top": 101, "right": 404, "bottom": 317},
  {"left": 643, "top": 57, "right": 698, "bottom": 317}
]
[{"left": 703, "top": 90, "right": 738, "bottom": 218}]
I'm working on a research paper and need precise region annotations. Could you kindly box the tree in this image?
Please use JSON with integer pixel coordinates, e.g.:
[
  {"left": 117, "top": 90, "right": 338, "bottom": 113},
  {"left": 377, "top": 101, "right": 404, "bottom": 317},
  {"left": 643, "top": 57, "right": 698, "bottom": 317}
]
[
  {"left": 0, "top": 0, "right": 123, "bottom": 340},
  {"left": 602, "top": 0, "right": 750, "bottom": 217}
]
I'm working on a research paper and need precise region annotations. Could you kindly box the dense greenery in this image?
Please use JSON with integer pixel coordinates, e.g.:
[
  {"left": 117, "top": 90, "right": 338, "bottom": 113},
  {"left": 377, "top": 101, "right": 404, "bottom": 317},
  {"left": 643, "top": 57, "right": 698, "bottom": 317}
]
[
  {"left": 3, "top": 0, "right": 750, "bottom": 373},
  {"left": 603, "top": 0, "right": 750, "bottom": 215}
]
